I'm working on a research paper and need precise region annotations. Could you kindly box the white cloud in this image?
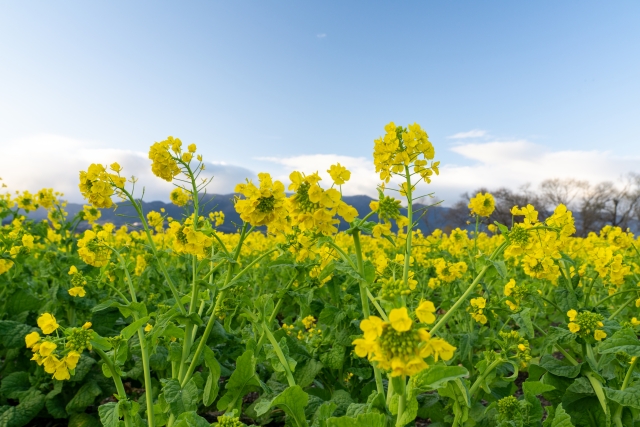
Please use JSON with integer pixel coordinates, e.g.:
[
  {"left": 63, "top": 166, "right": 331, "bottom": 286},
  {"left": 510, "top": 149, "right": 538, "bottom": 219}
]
[
  {"left": 316, "top": 33, "right": 327, "bottom": 38},
  {"left": 4, "top": 134, "right": 637, "bottom": 209},
  {"left": 0, "top": 134, "right": 255, "bottom": 203},
  {"left": 435, "top": 140, "right": 640, "bottom": 204},
  {"left": 447, "top": 129, "right": 487, "bottom": 139}
]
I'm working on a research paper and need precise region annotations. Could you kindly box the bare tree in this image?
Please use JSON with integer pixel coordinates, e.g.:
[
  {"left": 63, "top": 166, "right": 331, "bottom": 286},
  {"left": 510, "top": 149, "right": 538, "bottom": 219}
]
[{"left": 539, "top": 178, "right": 589, "bottom": 211}]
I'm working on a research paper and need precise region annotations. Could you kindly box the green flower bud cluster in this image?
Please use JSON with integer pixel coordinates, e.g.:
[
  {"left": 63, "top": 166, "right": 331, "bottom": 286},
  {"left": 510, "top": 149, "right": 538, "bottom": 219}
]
[
  {"left": 294, "top": 182, "right": 320, "bottom": 213},
  {"left": 379, "top": 278, "right": 410, "bottom": 300},
  {"left": 215, "top": 415, "right": 246, "bottom": 427},
  {"left": 378, "top": 327, "right": 421, "bottom": 359},
  {"left": 66, "top": 328, "right": 93, "bottom": 352}
]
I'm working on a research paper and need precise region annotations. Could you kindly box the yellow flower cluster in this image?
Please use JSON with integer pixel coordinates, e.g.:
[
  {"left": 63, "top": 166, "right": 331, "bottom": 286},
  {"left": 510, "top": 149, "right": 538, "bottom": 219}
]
[
  {"left": 168, "top": 216, "right": 213, "bottom": 259},
  {"left": 82, "top": 205, "right": 101, "bottom": 225},
  {"left": 567, "top": 309, "right": 607, "bottom": 341},
  {"left": 287, "top": 170, "right": 357, "bottom": 235},
  {"left": 373, "top": 122, "right": 439, "bottom": 183},
  {"left": 209, "top": 211, "right": 225, "bottom": 227},
  {"left": 433, "top": 258, "right": 468, "bottom": 283},
  {"left": 235, "top": 173, "right": 288, "bottom": 232},
  {"left": 68, "top": 266, "right": 88, "bottom": 297},
  {"left": 352, "top": 307, "right": 454, "bottom": 377},
  {"left": 170, "top": 187, "right": 191, "bottom": 207},
  {"left": 468, "top": 192, "right": 495, "bottom": 217},
  {"left": 78, "top": 164, "right": 125, "bottom": 209},
  {"left": 149, "top": 136, "right": 182, "bottom": 182},
  {"left": 503, "top": 279, "right": 531, "bottom": 311},
  {"left": 77, "top": 229, "right": 112, "bottom": 267},
  {"left": 469, "top": 297, "right": 488, "bottom": 324},
  {"left": 370, "top": 194, "right": 409, "bottom": 237},
  {"left": 25, "top": 314, "right": 91, "bottom": 381}
]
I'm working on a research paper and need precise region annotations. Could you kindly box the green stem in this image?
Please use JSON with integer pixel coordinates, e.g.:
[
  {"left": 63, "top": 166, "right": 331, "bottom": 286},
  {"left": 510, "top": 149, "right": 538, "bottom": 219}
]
[
  {"left": 109, "top": 248, "right": 155, "bottom": 427},
  {"left": 430, "top": 242, "right": 507, "bottom": 336},
  {"left": 366, "top": 288, "right": 389, "bottom": 321},
  {"left": 582, "top": 275, "right": 598, "bottom": 306},
  {"left": 178, "top": 256, "right": 200, "bottom": 381},
  {"left": 94, "top": 348, "right": 133, "bottom": 427},
  {"left": 352, "top": 230, "right": 385, "bottom": 396},
  {"left": 609, "top": 296, "right": 636, "bottom": 321},
  {"left": 402, "top": 166, "right": 413, "bottom": 291},
  {"left": 263, "top": 321, "right": 296, "bottom": 387},
  {"left": 533, "top": 322, "right": 579, "bottom": 366},
  {"left": 594, "top": 289, "right": 639, "bottom": 307},
  {"left": 613, "top": 357, "right": 638, "bottom": 426},
  {"left": 469, "top": 358, "right": 503, "bottom": 398},
  {"left": 392, "top": 376, "right": 406, "bottom": 427}
]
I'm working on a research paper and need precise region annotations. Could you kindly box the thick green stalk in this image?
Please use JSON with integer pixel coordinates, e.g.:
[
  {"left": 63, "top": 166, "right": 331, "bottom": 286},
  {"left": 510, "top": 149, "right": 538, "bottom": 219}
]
[
  {"left": 111, "top": 249, "right": 155, "bottom": 427},
  {"left": 402, "top": 166, "right": 413, "bottom": 290},
  {"left": 393, "top": 376, "right": 406, "bottom": 427},
  {"left": 609, "top": 295, "right": 636, "bottom": 320},
  {"left": 469, "top": 358, "right": 503, "bottom": 398},
  {"left": 352, "top": 230, "right": 385, "bottom": 396},
  {"left": 95, "top": 348, "right": 133, "bottom": 427},
  {"left": 178, "top": 256, "right": 200, "bottom": 382},
  {"left": 262, "top": 322, "right": 296, "bottom": 387},
  {"left": 613, "top": 357, "right": 637, "bottom": 426}
]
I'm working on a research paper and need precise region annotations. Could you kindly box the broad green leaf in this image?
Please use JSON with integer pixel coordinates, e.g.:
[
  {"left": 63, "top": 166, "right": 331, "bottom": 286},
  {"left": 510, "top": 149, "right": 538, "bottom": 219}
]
[
  {"left": 326, "top": 413, "right": 387, "bottom": 427},
  {"left": 0, "top": 372, "right": 30, "bottom": 399},
  {"left": 268, "top": 385, "right": 309, "bottom": 427},
  {"left": 491, "top": 260, "right": 507, "bottom": 279},
  {"left": 217, "top": 349, "right": 261, "bottom": 412},
  {"left": 604, "top": 384, "right": 640, "bottom": 409},
  {"left": 0, "top": 321, "right": 35, "bottom": 349},
  {"left": 312, "top": 401, "right": 337, "bottom": 427},
  {"left": 0, "top": 389, "right": 45, "bottom": 427},
  {"left": 543, "top": 403, "right": 575, "bottom": 427},
  {"left": 66, "top": 381, "right": 102, "bottom": 414},
  {"left": 173, "top": 411, "right": 210, "bottom": 427},
  {"left": 6, "top": 289, "right": 42, "bottom": 315},
  {"left": 294, "top": 359, "right": 324, "bottom": 388},
  {"left": 554, "top": 284, "right": 578, "bottom": 314},
  {"left": 162, "top": 378, "right": 199, "bottom": 417},
  {"left": 70, "top": 354, "right": 96, "bottom": 382},
  {"left": 203, "top": 346, "right": 221, "bottom": 406},
  {"left": 45, "top": 394, "right": 67, "bottom": 419},
  {"left": 511, "top": 308, "right": 534, "bottom": 339},
  {"left": 410, "top": 365, "right": 469, "bottom": 394},
  {"left": 522, "top": 381, "right": 555, "bottom": 396},
  {"left": 598, "top": 328, "right": 640, "bottom": 357},
  {"left": 120, "top": 316, "right": 150, "bottom": 340},
  {"left": 90, "top": 331, "right": 113, "bottom": 351},
  {"left": 68, "top": 413, "right": 100, "bottom": 427},
  {"left": 539, "top": 355, "right": 582, "bottom": 378},
  {"left": 98, "top": 402, "right": 120, "bottom": 427},
  {"left": 320, "top": 344, "right": 345, "bottom": 370}
]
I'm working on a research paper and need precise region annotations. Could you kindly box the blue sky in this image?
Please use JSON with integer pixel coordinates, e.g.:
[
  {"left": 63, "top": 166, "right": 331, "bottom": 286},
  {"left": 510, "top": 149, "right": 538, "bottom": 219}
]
[{"left": 1, "top": 1, "right": 639, "bottom": 204}]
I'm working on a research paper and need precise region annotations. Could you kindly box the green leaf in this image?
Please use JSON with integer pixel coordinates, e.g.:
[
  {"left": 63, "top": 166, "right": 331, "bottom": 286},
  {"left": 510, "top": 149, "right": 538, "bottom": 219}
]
[
  {"left": 68, "top": 413, "right": 100, "bottom": 427},
  {"left": 317, "top": 261, "right": 336, "bottom": 282},
  {"left": 6, "top": 289, "right": 42, "bottom": 315},
  {"left": 0, "top": 389, "right": 46, "bottom": 427},
  {"left": 523, "top": 381, "right": 556, "bottom": 426},
  {"left": 0, "top": 372, "right": 30, "bottom": 399},
  {"left": 320, "top": 344, "right": 345, "bottom": 370},
  {"left": 294, "top": 359, "right": 324, "bottom": 388},
  {"left": 539, "top": 355, "right": 582, "bottom": 378},
  {"left": 265, "top": 385, "right": 309, "bottom": 427},
  {"left": 66, "top": 381, "right": 102, "bottom": 414},
  {"left": 162, "top": 378, "right": 199, "bottom": 417},
  {"left": 70, "top": 354, "right": 96, "bottom": 382},
  {"left": 598, "top": 328, "right": 640, "bottom": 357},
  {"left": 173, "top": 411, "right": 211, "bottom": 427},
  {"left": 604, "top": 384, "right": 640, "bottom": 409},
  {"left": 98, "top": 402, "right": 120, "bottom": 427},
  {"left": 120, "top": 316, "right": 150, "bottom": 340},
  {"left": 554, "top": 283, "right": 578, "bottom": 314},
  {"left": 217, "top": 349, "right": 261, "bottom": 412},
  {"left": 363, "top": 261, "right": 376, "bottom": 284},
  {"left": 543, "top": 403, "right": 575, "bottom": 427},
  {"left": 410, "top": 365, "right": 469, "bottom": 394},
  {"left": 203, "top": 346, "right": 221, "bottom": 406},
  {"left": 522, "top": 381, "right": 555, "bottom": 396},
  {"left": 312, "top": 402, "right": 337, "bottom": 427},
  {"left": 117, "top": 301, "right": 148, "bottom": 318},
  {"left": 491, "top": 260, "right": 507, "bottom": 279},
  {"left": 90, "top": 331, "right": 113, "bottom": 351},
  {"left": 0, "top": 321, "right": 35, "bottom": 349},
  {"left": 326, "top": 413, "right": 387, "bottom": 427},
  {"left": 45, "top": 394, "right": 67, "bottom": 419},
  {"left": 511, "top": 308, "right": 534, "bottom": 339}
]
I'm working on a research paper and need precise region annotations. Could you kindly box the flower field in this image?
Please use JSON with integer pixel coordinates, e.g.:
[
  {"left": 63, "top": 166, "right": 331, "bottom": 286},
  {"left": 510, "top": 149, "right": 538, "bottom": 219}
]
[{"left": 2, "top": 122, "right": 640, "bottom": 427}]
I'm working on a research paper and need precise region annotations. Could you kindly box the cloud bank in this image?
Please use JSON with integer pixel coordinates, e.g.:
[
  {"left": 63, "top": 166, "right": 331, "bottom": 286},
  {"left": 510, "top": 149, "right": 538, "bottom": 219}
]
[
  {"left": 2, "top": 134, "right": 638, "bottom": 207},
  {"left": 0, "top": 134, "right": 256, "bottom": 203}
]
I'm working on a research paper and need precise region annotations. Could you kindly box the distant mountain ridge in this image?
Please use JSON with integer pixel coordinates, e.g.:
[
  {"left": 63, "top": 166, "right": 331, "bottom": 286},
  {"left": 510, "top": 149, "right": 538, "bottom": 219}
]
[{"left": 20, "top": 194, "right": 457, "bottom": 235}]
